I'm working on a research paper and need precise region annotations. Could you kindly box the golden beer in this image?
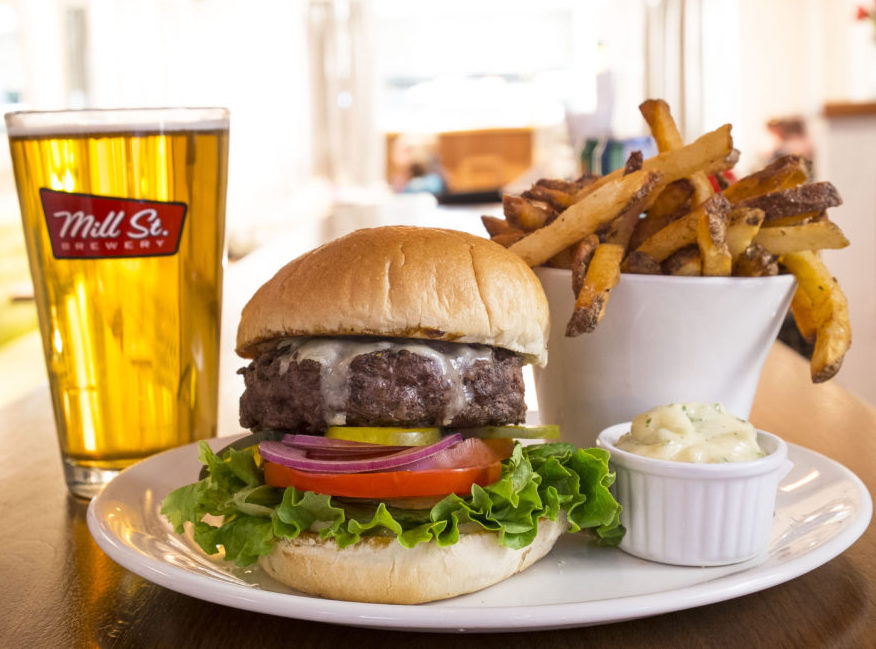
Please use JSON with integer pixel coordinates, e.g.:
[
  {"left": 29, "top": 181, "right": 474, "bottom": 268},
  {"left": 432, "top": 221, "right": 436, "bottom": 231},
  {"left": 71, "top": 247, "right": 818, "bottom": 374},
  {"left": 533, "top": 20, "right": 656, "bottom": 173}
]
[{"left": 6, "top": 108, "right": 229, "bottom": 498}]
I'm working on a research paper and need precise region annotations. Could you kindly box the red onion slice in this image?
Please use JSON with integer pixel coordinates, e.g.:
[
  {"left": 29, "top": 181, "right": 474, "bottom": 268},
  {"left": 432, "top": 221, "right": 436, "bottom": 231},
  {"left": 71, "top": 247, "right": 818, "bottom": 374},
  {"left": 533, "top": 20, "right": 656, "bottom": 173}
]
[
  {"left": 259, "top": 433, "right": 463, "bottom": 474},
  {"left": 302, "top": 449, "right": 406, "bottom": 461}
]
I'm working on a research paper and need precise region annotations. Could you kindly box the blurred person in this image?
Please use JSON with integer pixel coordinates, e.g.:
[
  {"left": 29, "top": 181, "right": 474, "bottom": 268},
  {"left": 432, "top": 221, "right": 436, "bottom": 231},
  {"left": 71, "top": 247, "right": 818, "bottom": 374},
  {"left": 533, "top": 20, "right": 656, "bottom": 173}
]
[
  {"left": 765, "top": 117, "right": 814, "bottom": 165},
  {"left": 389, "top": 133, "right": 446, "bottom": 196}
]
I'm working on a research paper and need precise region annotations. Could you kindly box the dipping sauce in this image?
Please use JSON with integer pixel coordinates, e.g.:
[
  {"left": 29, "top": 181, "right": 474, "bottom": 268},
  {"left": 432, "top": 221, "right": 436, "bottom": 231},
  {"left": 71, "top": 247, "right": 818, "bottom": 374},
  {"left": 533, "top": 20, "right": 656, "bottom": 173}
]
[{"left": 616, "top": 402, "right": 764, "bottom": 463}]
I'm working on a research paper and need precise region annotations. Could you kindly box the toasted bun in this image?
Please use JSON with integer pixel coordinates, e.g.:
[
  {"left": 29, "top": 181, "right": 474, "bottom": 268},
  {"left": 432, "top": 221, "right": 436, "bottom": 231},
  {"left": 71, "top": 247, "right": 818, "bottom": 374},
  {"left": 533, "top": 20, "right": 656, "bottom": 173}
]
[
  {"left": 258, "top": 517, "right": 567, "bottom": 604},
  {"left": 236, "top": 226, "right": 549, "bottom": 365}
]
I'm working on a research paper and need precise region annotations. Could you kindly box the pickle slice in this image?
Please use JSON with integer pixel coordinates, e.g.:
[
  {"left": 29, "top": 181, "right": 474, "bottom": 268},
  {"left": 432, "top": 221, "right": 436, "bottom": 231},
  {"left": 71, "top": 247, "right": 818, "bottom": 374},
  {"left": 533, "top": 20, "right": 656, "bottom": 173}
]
[
  {"left": 458, "top": 424, "right": 561, "bottom": 440},
  {"left": 325, "top": 426, "right": 443, "bottom": 446}
]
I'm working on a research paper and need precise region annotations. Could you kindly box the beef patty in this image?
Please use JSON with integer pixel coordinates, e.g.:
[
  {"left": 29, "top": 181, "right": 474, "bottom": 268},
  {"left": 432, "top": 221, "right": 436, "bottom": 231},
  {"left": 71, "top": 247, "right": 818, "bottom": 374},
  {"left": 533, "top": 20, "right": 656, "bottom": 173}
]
[{"left": 238, "top": 338, "right": 526, "bottom": 433}]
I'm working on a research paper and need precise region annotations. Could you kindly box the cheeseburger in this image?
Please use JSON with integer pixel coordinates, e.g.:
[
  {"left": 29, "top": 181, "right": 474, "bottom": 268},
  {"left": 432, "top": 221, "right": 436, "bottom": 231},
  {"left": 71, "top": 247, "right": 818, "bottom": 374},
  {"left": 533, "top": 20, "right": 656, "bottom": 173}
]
[{"left": 162, "top": 226, "right": 622, "bottom": 604}]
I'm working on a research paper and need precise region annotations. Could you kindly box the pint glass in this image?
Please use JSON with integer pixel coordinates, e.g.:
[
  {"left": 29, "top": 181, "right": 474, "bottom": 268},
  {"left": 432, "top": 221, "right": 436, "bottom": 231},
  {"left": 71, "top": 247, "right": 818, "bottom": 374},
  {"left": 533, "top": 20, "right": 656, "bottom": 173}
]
[{"left": 5, "top": 108, "right": 229, "bottom": 498}]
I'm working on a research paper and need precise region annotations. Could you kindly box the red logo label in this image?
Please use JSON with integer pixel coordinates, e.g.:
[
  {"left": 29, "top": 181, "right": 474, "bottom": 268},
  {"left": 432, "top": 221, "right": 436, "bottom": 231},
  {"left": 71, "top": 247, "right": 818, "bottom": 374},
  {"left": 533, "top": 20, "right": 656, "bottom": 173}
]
[{"left": 39, "top": 188, "right": 187, "bottom": 259}]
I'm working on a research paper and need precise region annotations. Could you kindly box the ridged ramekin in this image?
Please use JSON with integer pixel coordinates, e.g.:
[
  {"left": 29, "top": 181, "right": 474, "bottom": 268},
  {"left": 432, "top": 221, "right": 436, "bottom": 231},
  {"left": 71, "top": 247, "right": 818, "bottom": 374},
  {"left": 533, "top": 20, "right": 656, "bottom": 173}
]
[{"left": 597, "top": 423, "right": 793, "bottom": 566}]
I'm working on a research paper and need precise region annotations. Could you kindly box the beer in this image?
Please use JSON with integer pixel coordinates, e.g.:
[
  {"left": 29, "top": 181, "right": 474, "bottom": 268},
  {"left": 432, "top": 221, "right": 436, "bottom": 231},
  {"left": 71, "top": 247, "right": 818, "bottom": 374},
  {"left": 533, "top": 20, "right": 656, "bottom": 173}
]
[{"left": 6, "top": 108, "right": 229, "bottom": 498}]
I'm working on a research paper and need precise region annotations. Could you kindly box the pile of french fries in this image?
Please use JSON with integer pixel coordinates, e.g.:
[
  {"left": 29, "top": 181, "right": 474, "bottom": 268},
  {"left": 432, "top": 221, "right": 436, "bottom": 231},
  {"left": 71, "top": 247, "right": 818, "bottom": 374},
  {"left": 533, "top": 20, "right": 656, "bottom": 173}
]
[{"left": 482, "top": 99, "right": 851, "bottom": 383}]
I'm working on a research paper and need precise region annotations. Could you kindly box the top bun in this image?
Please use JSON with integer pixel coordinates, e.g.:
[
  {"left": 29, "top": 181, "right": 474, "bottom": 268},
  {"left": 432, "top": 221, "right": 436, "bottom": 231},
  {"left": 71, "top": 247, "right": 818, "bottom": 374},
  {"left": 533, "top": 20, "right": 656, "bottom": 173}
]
[{"left": 236, "top": 226, "right": 549, "bottom": 365}]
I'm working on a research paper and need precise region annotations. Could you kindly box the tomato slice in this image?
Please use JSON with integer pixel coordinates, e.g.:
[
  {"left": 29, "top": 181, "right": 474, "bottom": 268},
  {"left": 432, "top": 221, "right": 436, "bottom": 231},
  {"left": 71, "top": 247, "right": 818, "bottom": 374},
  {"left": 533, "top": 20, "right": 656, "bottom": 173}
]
[
  {"left": 263, "top": 437, "right": 514, "bottom": 498},
  {"left": 409, "top": 437, "right": 513, "bottom": 469},
  {"left": 264, "top": 460, "right": 504, "bottom": 498}
]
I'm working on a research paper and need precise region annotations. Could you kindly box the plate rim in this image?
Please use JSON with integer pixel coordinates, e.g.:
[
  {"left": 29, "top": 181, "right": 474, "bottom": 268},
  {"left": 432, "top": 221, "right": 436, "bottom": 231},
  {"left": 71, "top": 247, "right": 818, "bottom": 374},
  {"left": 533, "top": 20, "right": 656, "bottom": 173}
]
[{"left": 86, "top": 437, "right": 873, "bottom": 632}]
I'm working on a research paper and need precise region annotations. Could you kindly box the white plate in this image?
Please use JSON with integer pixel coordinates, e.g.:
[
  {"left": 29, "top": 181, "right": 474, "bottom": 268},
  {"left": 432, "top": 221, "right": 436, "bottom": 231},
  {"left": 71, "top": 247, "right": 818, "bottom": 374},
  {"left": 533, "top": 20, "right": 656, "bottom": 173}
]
[{"left": 87, "top": 436, "right": 872, "bottom": 632}]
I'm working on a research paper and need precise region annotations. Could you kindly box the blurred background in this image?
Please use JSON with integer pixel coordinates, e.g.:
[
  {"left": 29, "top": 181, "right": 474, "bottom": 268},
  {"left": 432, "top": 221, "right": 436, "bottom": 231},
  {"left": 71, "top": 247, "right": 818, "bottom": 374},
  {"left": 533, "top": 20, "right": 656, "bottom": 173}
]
[{"left": 1, "top": 0, "right": 875, "bottom": 409}]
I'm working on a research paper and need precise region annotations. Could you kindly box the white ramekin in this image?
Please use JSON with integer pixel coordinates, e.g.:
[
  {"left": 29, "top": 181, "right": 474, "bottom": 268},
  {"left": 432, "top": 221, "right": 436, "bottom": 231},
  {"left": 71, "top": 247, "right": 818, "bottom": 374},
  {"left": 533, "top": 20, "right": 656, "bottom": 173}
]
[{"left": 597, "top": 422, "right": 793, "bottom": 566}]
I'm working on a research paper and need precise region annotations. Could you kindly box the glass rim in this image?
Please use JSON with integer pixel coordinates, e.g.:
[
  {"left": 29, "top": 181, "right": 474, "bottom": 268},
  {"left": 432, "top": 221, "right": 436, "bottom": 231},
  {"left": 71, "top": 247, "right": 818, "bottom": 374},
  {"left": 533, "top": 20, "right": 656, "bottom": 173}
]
[{"left": 4, "top": 107, "right": 230, "bottom": 137}]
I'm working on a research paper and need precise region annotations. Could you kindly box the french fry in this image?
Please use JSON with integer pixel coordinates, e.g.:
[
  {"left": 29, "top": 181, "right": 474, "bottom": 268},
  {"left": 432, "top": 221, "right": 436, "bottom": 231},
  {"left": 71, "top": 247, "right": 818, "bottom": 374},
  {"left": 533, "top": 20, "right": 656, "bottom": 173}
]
[
  {"left": 509, "top": 170, "right": 661, "bottom": 267},
  {"left": 481, "top": 215, "right": 520, "bottom": 238},
  {"left": 566, "top": 243, "right": 624, "bottom": 336},
  {"left": 522, "top": 184, "right": 577, "bottom": 211},
  {"left": 502, "top": 195, "right": 556, "bottom": 231},
  {"left": 639, "top": 99, "right": 684, "bottom": 150},
  {"left": 602, "top": 189, "right": 650, "bottom": 248},
  {"left": 565, "top": 150, "right": 656, "bottom": 333},
  {"left": 752, "top": 220, "right": 850, "bottom": 255},
  {"left": 697, "top": 198, "right": 732, "bottom": 276},
  {"left": 629, "top": 179, "right": 694, "bottom": 251},
  {"left": 780, "top": 251, "right": 851, "bottom": 382},
  {"left": 571, "top": 234, "right": 600, "bottom": 296},
  {"left": 623, "top": 150, "right": 644, "bottom": 174},
  {"left": 733, "top": 244, "right": 778, "bottom": 277},
  {"left": 691, "top": 173, "right": 715, "bottom": 208},
  {"left": 662, "top": 245, "right": 702, "bottom": 276},
  {"left": 629, "top": 212, "right": 678, "bottom": 254},
  {"left": 490, "top": 231, "right": 526, "bottom": 247},
  {"left": 734, "top": 182, "right": 842, "bottom": 224},
  {"left": 645, "top": 179, "right": 695, "bottom": 220},
  {"left": 573, "top": 124, "right": 734, "bottom": 203},
  {"left": 535, "top": 178, "right": 590, "bottom": 193},
  {"left": 726, "top": 207, "right": 765, "bottom": 259},
  {"left": 761, "top": 209, "right": 824, "bottom": 228},
  {"left": 635, "top": 193, "right": 730, "bottom": 262},
  {"left": 622, "top": 250, "right": 663, "bottom": 274},
  {"left": 790, "top": 287, "right": 817, "bottom": 343},
  {"left": 705, "top": 148, "right": 740, "bottom": 176},
  {"left": 722, "top": 154, "right": 810, "bottom": 203},
  {"left": 544, "top": 245, "right": 576, "bottom": 269},
  {"left": 634, "top": 211, "right": 698, "bottom": 261},
  {"left": 639, "top": 99, "right": 714, "bottom": 206},
  {"left": 568, "top": 172, "right": 656, "bottom": 313}
]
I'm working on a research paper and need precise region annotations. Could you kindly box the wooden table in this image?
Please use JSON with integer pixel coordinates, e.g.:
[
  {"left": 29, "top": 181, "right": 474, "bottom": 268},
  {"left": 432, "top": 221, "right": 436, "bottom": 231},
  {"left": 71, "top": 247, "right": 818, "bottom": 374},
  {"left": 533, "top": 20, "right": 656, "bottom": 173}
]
[{"left": 0, "top": 341, "right": 873, "bottom": 648}]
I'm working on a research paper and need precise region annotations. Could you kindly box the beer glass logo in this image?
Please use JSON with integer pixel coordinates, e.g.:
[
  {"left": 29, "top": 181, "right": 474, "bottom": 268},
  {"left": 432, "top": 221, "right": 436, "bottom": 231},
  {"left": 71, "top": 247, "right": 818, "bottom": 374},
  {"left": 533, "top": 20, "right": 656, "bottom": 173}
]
[{"left": 39, "top": 188, "right": 187, "bottom": 259}]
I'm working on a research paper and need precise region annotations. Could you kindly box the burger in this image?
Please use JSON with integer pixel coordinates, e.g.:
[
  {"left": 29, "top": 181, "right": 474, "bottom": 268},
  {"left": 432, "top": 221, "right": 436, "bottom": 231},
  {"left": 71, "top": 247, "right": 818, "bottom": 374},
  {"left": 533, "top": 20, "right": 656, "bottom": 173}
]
[
  {"left": 162, "top": 226, "right": 622, "bottom": 604},
  {"left": 235, "top": 225, "right": 548, "bottom": 434}
]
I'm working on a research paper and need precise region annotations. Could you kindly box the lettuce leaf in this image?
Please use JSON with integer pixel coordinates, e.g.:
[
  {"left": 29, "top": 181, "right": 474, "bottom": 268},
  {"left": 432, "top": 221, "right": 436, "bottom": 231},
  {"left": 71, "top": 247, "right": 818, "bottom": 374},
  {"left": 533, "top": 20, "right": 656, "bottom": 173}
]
[{"left": 160, "top": 441, "right": 624, "bottom": 567}]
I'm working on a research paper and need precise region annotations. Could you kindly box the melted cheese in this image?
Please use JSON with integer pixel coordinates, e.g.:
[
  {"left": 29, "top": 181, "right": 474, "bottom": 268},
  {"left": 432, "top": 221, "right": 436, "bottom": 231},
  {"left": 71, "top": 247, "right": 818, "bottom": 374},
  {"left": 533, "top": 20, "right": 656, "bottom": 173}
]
[
  {"left": 616, "top": 402, "right": 764, "bottom": 463},
  {"left": 275, "top": 337, "right": 493, "bottom": 426}
]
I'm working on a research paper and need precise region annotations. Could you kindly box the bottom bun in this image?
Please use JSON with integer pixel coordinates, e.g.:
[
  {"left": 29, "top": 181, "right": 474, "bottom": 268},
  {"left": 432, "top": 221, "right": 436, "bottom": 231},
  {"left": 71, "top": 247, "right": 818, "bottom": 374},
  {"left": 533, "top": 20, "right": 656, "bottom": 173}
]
[{"left": 258, "top": 517, "right": 568, "bottom": 604}]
